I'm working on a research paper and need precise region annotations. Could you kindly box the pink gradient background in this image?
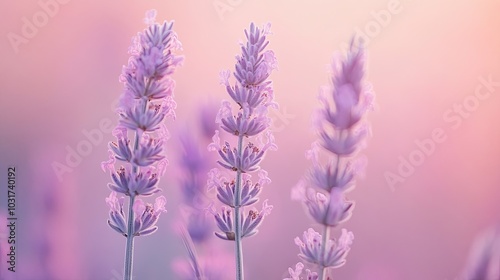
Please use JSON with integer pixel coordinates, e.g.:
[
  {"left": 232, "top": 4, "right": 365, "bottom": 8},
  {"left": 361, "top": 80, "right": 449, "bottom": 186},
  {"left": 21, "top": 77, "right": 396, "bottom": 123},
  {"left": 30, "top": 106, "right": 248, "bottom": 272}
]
[{"left": 1, "top": 1, "right": 500, "bottom": 279}]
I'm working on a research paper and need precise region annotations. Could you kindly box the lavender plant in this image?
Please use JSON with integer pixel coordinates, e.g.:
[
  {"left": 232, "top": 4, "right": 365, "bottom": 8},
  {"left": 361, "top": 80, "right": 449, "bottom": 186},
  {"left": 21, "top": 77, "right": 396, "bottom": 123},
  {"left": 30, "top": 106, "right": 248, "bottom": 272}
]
[
  {"left": 286, "top": 39, "right": 374, "bottom": 280},
  {"left": 207, "top": 22, "right": 278, "bottom": 280},
  {"left": 102, "top": 10, "right": 183, "bottom": 280}
]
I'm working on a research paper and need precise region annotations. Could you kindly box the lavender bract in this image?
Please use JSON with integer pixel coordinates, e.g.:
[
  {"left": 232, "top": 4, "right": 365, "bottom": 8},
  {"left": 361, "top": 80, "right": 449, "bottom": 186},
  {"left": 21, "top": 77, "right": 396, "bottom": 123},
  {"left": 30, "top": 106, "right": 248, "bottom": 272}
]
[
  {"left": 102, "top": 9, "right": 182, "bottom": 280},
  {"left": 208, "top": 22, "right": 277, "bottom": 280}
]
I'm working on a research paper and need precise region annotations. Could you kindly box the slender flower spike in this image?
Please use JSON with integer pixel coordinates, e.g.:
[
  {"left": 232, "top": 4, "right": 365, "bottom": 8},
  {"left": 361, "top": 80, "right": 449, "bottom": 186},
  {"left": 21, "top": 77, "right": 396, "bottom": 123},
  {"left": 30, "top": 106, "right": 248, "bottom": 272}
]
[
  {"left": 102, "top": 10, "right": 182, "bottom": 280},
  {"left": 289, "top": 38, "right": 374, "bottom": 280},
  {"left": 208, "top": 22, "right": 277, "bottom": 280}
]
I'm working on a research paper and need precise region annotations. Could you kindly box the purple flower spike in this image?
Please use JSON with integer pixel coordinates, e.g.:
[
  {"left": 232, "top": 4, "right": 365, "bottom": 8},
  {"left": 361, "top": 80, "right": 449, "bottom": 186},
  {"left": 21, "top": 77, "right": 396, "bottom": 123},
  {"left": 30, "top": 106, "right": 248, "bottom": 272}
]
[
  {"left": 103, "top": 10, "right": 182, "bottom": 280},
  {"left": 209, "top": 22, "right": 277, "bottom": 280},
  {"left": 290, "top": 38, "right": 374, "bottom": 279}
]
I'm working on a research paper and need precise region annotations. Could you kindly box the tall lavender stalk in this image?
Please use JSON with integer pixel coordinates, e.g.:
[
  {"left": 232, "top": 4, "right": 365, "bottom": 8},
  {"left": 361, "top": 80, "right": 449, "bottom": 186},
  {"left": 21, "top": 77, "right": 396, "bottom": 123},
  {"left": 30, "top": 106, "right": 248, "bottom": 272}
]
[
  {"left": 101, "top": 10, "right": 182, "bottom": 280},
  {"left": 208, "top": 22, "right": 278, "bottom": 280},
  {"left": 286, "top": 39, "right": 374, "bottom": 280}
]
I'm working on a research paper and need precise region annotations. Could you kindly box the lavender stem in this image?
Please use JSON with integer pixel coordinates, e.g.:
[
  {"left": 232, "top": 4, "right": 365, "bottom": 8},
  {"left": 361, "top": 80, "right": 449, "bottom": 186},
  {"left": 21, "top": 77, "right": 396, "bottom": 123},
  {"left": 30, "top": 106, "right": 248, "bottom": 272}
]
[
  {"left": 124, "top": 78, "right": 151, "bottom": 280},
  {"left": 319, "top": 225, "right": 331, "bottom": 280},
  {"left": 234, "top": 134, "right": 244, "bottom": 280},
  {"left": 124, "top": 194, "right": 136, "bottom": 280}
]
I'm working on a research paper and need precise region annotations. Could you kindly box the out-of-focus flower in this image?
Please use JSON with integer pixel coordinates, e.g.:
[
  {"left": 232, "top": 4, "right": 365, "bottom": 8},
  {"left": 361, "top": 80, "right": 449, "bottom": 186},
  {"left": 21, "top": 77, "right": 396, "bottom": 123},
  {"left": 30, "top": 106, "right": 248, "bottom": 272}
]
[
  {"left": 462, "top": 227, "right": 500, "bottom": 280},
  {"left": 289, "top": 38, "right": 373, "bottom": 279},
  {"left": 302, "top": 188, "right": 354, "bottom": 227},
  {"left": 284, "top": 262, "right": 319, "bottom": 280}
]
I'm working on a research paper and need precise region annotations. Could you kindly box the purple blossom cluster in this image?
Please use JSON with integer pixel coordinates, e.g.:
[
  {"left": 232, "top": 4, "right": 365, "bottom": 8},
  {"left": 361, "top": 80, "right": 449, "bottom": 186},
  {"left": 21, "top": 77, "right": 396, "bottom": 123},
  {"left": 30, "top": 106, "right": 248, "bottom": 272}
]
[
  {"left": 287, "top": 39, "right": 374, "bottom": 280},
  {"left": 208, "top": 22, "right": 278, "bottom": 280},
  {"left": 102, "top": 9, "right": 182, "bottom": 280}
]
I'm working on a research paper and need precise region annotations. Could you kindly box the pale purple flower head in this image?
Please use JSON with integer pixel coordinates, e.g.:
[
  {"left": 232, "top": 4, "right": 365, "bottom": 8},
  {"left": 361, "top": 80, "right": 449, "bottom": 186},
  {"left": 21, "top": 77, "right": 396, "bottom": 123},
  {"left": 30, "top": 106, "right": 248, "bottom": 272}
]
[
  {"left": 316, "top": 39, "right": 373, "bottom": 156},
  {"left": 104, "top": 10, "right": 181, "bottom": 197},
  {"left": 289, "top": 37, "right": 373, "bottom": 279},
  {"left": 120, "top": 12, "right": 183, "bottom": 96},
  {"left": 208, "top": 22, "right": 277, "bottom": 246}
]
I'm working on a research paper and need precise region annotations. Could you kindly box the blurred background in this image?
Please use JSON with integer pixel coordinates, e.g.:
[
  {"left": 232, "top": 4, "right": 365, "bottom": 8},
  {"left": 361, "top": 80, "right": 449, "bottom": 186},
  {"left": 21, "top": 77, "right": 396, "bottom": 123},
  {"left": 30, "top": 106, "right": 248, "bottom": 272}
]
[{"left": 1, "top": 0, "right": 500, "bottom": 279}]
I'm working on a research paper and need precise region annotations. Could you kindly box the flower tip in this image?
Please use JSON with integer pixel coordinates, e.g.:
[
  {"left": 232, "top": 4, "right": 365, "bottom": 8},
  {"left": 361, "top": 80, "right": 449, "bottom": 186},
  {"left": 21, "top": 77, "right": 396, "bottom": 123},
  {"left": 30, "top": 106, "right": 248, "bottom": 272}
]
[
  {"left": 219, "top": 70, "right": 231, "bottom": 86},
  {"left": 262, "top": 199, "right": 273, "bottom": 215},
  {"left": 155, "top": 196, "right": 167, "bottom": 212},
  {"left": 144, "top": 9, "right": 157, "bottom": 25},
  {"left": 262, "top": 22, "right": 272, "bottom": 35}
]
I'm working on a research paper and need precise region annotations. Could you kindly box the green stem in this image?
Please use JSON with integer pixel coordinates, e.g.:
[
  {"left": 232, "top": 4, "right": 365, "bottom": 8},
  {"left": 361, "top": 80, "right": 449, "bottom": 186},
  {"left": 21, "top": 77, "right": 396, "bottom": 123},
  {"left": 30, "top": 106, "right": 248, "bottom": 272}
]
[{"left": 234, "top": 135, "right": 244, "bottom": 280}]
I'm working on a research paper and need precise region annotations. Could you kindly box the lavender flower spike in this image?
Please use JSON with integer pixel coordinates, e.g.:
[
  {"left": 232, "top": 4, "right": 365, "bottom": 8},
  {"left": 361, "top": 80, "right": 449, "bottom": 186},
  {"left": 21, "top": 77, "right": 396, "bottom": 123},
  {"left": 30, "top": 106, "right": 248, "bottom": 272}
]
[
  {"left": 102, "top": 9, "right": 182, "bottom": 280},
  {"left": 290, "top": 38, "right": 374, "bottom": 280},
  {"left": 209, "top": 22, "right": 277, "bottom": 280}
]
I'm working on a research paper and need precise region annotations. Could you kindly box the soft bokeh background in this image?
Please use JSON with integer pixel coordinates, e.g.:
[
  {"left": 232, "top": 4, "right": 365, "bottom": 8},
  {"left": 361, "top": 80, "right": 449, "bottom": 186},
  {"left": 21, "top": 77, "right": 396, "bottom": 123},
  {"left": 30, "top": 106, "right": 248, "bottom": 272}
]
[{"left": 1, "top": 0, "right": 500, "bottom": 279}]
